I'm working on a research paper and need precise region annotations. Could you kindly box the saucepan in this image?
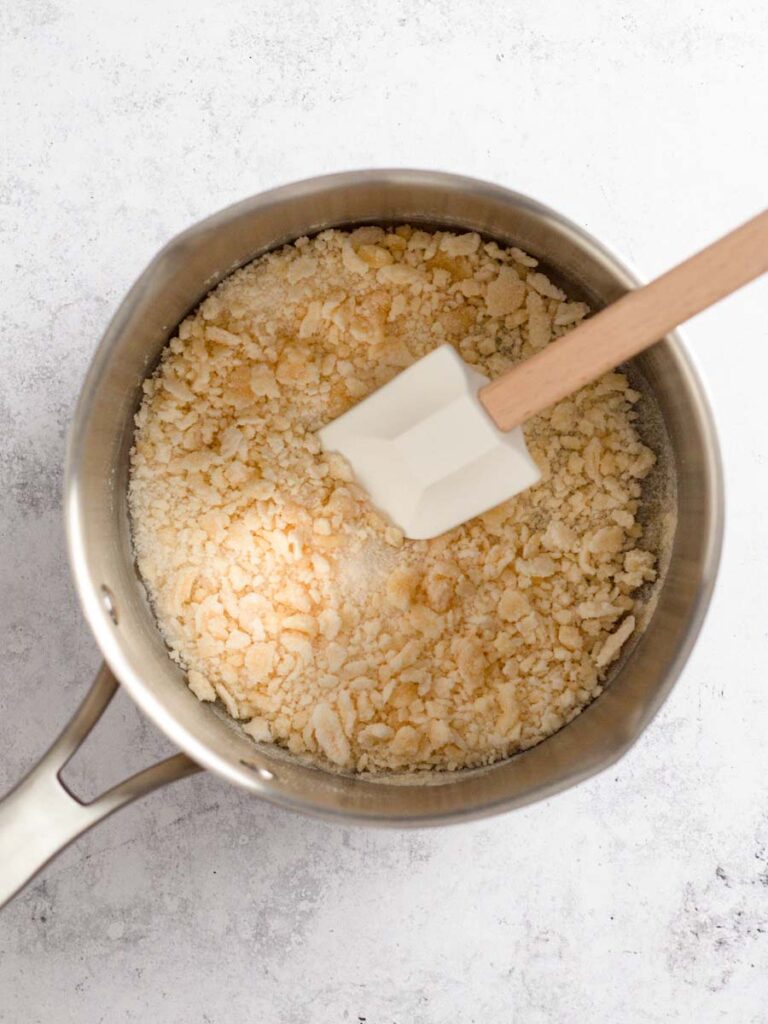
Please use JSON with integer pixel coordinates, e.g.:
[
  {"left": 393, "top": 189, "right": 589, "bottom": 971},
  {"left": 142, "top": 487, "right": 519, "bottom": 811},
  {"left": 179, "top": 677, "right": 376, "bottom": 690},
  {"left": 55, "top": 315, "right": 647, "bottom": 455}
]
[{"left": 0, "top": 170, "right": 723, "bottom": 908}]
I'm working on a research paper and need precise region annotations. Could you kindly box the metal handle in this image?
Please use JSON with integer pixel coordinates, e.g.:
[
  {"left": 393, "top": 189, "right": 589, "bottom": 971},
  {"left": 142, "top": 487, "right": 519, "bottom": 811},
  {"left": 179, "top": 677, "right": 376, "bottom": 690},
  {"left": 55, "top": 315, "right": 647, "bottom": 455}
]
[{"left": 0, "top": 663, "right": 201, "bottom": 909}]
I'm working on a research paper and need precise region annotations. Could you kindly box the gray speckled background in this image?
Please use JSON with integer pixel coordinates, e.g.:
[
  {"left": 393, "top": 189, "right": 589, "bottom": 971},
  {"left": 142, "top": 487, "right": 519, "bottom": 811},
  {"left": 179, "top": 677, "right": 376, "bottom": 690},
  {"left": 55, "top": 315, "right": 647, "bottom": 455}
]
[{"left": 1, "top": 1, "right": 768, "bottom": 1021}]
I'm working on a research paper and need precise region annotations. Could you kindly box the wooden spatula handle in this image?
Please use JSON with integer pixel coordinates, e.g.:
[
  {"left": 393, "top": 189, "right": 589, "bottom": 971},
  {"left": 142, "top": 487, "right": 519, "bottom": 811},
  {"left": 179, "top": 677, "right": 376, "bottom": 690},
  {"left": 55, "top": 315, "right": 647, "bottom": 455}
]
[{"left": 479, "top": 208, "right": 768, "bottom": 432}]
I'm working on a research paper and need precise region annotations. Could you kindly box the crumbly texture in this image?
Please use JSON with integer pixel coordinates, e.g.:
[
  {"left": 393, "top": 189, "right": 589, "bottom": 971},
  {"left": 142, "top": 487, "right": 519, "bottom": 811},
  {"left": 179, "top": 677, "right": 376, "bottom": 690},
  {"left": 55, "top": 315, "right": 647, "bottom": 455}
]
[{"left": 128, "top": 226, "right": 658, "bottom": 773}]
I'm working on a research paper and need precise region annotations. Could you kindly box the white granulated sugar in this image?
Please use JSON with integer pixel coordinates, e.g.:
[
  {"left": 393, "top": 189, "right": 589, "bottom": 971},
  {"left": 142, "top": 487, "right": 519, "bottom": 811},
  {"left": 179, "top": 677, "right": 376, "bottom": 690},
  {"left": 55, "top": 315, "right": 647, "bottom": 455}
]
[{"left": 128, "top": 226, "right": 659, "bottom": 773}]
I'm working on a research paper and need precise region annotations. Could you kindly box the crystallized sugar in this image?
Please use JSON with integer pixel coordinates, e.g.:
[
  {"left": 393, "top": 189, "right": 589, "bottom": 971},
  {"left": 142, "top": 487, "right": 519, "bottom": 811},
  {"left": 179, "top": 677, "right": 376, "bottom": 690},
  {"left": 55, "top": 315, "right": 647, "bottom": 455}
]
[{"left": 128, "top": 226, "right": 658, "bottom": 773}]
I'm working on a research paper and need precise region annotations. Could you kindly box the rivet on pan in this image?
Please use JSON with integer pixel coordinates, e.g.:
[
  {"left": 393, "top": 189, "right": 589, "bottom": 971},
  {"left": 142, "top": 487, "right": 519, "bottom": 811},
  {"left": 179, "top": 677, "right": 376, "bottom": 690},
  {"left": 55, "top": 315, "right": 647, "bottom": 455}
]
[
  {"left": 100, "top": 585, "right": 118, "bottom": 624},
  {"left": 241, "top": 760, "right": 275, "bottom": 782}
]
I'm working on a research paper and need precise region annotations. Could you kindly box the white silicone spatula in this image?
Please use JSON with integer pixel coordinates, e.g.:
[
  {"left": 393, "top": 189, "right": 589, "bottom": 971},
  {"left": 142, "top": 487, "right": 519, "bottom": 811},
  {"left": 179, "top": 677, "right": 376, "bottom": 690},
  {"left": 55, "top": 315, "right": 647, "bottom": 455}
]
[{"left": 320, "top": 209, "right": 768, "bottom": 539}]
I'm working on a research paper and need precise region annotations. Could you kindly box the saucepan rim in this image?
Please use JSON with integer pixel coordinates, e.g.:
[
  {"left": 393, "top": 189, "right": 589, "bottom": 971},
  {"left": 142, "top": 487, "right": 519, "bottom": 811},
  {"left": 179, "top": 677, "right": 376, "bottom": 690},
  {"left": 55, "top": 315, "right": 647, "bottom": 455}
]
[{"left": 63, "top": 169, "right": 724, "bottom": 824}]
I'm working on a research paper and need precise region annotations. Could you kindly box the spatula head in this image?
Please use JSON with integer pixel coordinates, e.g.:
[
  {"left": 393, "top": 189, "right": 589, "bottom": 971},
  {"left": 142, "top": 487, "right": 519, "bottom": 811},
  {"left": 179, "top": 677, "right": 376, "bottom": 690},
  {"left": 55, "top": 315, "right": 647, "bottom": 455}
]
[{"left": 318, "top": 344, "right": 541, "bottom": 539}]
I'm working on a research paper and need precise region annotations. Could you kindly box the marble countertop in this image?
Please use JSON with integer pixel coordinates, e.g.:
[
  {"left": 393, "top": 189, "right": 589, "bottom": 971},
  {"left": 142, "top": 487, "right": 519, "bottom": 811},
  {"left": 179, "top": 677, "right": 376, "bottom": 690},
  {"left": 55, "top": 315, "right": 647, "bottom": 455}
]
[{"left": 1, "top": 1, "right": 767, "bottom": 1020}]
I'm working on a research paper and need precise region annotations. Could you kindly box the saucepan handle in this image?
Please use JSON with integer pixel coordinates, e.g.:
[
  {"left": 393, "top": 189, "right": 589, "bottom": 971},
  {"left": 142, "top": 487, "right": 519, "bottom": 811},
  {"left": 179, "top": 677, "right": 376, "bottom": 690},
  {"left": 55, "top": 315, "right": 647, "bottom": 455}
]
[{"left": 0, "top": 663, "right": 201, "bottom": 909}]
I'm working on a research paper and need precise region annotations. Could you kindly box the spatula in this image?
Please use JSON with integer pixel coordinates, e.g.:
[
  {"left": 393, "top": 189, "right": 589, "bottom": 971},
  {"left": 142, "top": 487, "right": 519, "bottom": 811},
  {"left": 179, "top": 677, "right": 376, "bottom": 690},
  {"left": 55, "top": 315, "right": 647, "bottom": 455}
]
[{"left": 320, "top": 209, "right": 768, "bottom": 539}]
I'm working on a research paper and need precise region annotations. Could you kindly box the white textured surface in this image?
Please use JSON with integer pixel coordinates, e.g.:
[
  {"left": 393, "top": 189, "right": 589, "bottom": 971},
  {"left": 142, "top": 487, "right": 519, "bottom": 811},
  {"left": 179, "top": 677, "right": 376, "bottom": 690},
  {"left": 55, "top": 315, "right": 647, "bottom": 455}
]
[{"left": 1, "top": 1, "right": 767, "bottom": 1020}]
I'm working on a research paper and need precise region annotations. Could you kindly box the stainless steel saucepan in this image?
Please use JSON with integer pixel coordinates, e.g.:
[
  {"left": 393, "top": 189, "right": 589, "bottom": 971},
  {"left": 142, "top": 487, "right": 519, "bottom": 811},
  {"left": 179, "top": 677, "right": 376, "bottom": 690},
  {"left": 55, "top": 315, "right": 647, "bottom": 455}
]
[{"left": 0, "top": 170, "right": 723, "bottom": 908}]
